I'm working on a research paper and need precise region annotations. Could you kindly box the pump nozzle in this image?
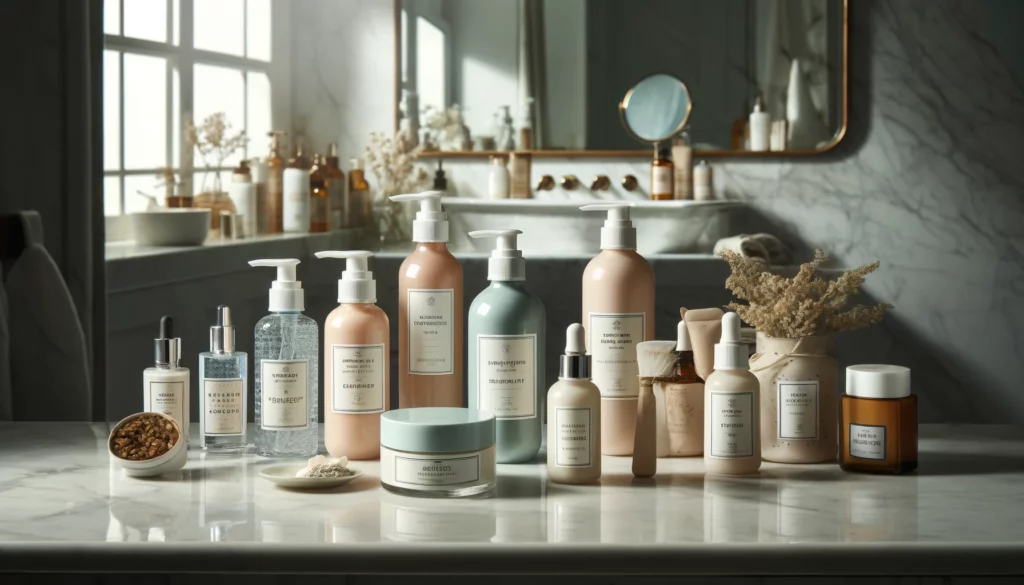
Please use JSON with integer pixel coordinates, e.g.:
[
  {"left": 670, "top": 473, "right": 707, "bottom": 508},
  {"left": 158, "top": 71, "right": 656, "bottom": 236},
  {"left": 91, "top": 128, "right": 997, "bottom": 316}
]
[
  {"left": 469, "top": 229, "right": 525, "bottom": 281},
  {"left": 389, "top": 191, "right": 449, "bottom": 243},
  {"left": 249, "top": 258, "right": 304, "bottom": 312},
  {"left": 559, "top": 323, "right": 591, "bottom": 379},
  {"left": 580, "top": 203, "right": 636, "bottom": 250},
  {"left": 314, "top": 250, "right": 377, "bottom": 303}
]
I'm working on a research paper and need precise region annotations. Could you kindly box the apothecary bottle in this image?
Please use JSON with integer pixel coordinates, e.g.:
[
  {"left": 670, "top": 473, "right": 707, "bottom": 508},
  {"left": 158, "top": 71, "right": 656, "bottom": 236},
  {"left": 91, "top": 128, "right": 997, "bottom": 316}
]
[{"left": 840, "top": 365, "right": 917, "bottom": 474}]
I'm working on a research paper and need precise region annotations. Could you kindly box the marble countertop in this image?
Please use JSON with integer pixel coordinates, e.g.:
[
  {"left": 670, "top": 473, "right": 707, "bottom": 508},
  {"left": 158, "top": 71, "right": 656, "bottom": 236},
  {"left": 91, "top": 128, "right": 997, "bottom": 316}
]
[{"left": 1, "top": 423, "right": 1022, "bottom": 575}]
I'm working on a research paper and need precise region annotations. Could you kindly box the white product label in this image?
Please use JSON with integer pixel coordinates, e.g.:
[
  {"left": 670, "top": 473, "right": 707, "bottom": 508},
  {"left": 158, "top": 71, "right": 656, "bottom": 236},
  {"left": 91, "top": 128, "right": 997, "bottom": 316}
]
[
  {"left": 588, "top": 312, "right": 645, "bottom": 399},
  {"left": 476, "top": 334, "right": 536, "bottom": 419},
  {"left": 331, "top": 344, "right": 385, "bottom": 414},
  {"left": 407, "top": 289, "right": 455, "bottom": 374},
  {"left": 147, "top": 381, "right": 184, "bottom": 427},
  {"left": 395, "top": 454, "right": 480, "bottom": 486},
  {"left": 849, "top": 423, "right": 886, "bottom": 460},
  {"left": 709, "top": 391, "right": 754, "bottom": 458},
  {"left": 203, "top": 379, "right": 243, "bottom": 435},
  {"left": 282, "top": 169, "right": 309, "bottom": 232},
  {"left": 261, "top": 360, "right": 309, "bottom": 430},
  {"left": 555, "top": 407, "right": 592, "bottom": 467},
  {"left": 652, "top": 166, "right": 673, "bottom": 195},
  {"left": 777, "top": 380, "right": 819, "bottom": 439}
]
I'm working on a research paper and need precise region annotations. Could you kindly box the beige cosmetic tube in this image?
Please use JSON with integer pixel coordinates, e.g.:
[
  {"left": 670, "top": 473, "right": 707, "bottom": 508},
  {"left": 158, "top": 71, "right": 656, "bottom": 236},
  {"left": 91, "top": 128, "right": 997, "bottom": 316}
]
[{"left": 683, "top": 308, "right": 723, "bottom": 380}]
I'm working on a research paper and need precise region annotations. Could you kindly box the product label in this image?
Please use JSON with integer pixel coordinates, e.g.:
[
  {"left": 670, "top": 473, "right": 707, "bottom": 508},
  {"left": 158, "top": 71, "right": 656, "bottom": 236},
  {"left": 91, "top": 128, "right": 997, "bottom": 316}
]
[
  {"left": 407, "top": 289, "right": 455, "bottom": 374},
  {"left": 555, "top": 407, "right": 592, "bottom": 467},
  {"left": 588, "top": 312, "right": 645, "bottom": 399},
  {"left": 331, "top": 344, "right": 385, "bottom": 414},
  {"left": 709, "top": 391, "right": 754, "bottom": 458},
  {"left": 395, "top": 454, "right": 480, "bottom": 486},
  {"left": 777, "top": 380, "right": 819, "bottom": 439},
  {"left": 260, "top": 359, "right": 309, "bottom": 430},
  {"left": 146, "top": 381, "right": 184, "bottom": 427},
  {"left": 203, "top": 378, "right": 243, "bottom": 435},
  {"left": 849, "top": 423, "right": 886, "bottom": 460},
  {"left": 652, "top": 166, "right": 673, "bottom": 196},
  {"left": 476, "top": 334, "right": 536, "bottom": 419}
]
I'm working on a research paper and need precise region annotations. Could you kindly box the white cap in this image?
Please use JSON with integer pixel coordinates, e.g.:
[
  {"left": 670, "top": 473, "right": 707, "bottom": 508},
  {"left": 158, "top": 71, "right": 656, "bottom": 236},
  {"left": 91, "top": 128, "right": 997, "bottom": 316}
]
[
  {"left": 713, "top": 312, "right": 748, "bottom": 370},
  {"left": 469, "top": 229, "right": 524, "bottom": 281},
  {"left": 314, "top": 250, "right": 377, "bottom": 303},
  {"left": 248, "top": 258, "right": 304, "bottom": 312},
  {"left": 580, "top": 203, "right": 636, "bottom": 250},
  {"left": 846, "top": 365, "right": 911, "bottom": 399},
  {"left": 390, "top": 191, "right": 449, "bottom": 243},
  {"left": 676, "top": 320, "right": 692, "bottom": 351}
]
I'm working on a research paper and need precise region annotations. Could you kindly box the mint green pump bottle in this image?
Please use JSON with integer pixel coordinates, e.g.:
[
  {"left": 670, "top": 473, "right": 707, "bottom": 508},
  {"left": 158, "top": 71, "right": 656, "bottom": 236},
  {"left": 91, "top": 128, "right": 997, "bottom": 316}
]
[{"left": 467, "top": 229, "right": 546, "bottom": 463}]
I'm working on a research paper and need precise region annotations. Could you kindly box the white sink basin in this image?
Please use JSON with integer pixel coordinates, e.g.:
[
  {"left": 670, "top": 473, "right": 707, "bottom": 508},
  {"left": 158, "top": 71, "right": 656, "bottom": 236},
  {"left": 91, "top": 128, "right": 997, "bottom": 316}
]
[{"left": 441, "top": 198, "right": 742, "bottom": 255}]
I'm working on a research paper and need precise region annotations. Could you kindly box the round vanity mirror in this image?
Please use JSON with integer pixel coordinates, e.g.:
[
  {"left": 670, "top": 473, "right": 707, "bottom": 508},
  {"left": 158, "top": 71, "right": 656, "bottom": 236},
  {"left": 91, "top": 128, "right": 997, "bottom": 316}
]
[{"left": 619, "top": 73, "right": 692, "bottom": 144}]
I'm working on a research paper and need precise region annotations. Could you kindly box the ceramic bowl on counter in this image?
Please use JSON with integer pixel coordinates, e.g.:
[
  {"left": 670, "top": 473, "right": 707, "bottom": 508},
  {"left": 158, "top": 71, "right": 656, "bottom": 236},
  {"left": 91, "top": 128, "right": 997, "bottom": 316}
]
[
  {"left": 130, "top": 208, "right": 210, "bottom": 246},
  {"left": 108, "top": 412, "right": 187, "bottom": 477}
]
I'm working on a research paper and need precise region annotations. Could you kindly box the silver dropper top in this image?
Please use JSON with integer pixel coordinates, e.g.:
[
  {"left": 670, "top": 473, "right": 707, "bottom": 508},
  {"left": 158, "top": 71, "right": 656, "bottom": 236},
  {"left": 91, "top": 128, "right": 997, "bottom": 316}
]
[
  {"left": 559, "top": 323, "right": 591, "bottom": 380},
  {"left": 209, "top": 305, "right": 235, "bottom": 354},
  {"left": 154, "top": 316, "right": 181, "bottom": 366}
]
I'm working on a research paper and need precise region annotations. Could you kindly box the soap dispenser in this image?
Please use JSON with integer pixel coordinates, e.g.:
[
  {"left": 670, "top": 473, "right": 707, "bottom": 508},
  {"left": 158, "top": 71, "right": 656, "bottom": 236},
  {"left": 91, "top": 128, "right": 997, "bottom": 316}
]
[
  {"left": 315, "top": 250, "right": 390, "bottom": 460},
  {"left": 467, "top": 229, "right": 545, "bottom": 464},
  {"left": 579, "top": 203, "right": 655, "bottom": 456},
  {"left": 389, "top": 191, "right": 464, "bottom": 409},
  {"left": 248, "top": 258, "right": 319, "bottom": 457}
]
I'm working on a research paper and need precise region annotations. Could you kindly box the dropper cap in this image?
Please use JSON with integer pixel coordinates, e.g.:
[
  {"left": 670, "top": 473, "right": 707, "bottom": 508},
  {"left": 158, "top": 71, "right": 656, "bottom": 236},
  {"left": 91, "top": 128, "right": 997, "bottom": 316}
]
[
  {"left": 154, "top": 316, "right": 181, "bottom": 366},
  {"left": 559, "top": 323, "right": 591, "bottom": 380},
  {"left": 469, "top": 229, "right": 524, "bottom": 281},
  {"left": 580, "top": 203, "right": 636, "bottom": 250},
  {"left": 676, "top": 320, "right": 692, "bottom": 352},
  {"left": 713, "top": 312, "right": 749, "bottom": 370},
  {"left": 209, "top": 305, "right": 235, "bottom": 354},
  {"left": 315, "top": 250, "right": 377, "bottom": 303},
  {"left": 390, "top": 191, "right": 449, "bottom": 243},
  {"left": 248, "top": 258, "right": 304, "bottom": 312}
]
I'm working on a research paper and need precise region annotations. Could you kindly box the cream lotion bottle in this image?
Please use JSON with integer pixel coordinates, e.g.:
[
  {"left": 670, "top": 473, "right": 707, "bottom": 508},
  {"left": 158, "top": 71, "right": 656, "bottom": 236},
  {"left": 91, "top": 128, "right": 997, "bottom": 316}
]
[
  {"left": 547, "top": 323, "right": 602, "bottom": 484},
  {"left": 704, "top": 312, "right": 761, "bottom": 475},
  {"left": 143, "top": 316, "right": 190, "bottom": 443},
  {"left": 467, "top": 229, "right": 545, "bottom": 464},
  {"left": 580, "top": 203, "right": 655, "bottom": 456},
  {"left": 315, "top": 250, "right": 390, "bottom": 460},
  {"left": 389, "top": 191, "right": 464, "bottom": 409}
]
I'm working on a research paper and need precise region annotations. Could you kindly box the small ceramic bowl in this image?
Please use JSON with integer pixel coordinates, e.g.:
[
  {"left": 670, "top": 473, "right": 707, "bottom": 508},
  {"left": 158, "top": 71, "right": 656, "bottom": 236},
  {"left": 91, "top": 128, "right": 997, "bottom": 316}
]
[
  {"left": 130, "top": 208, "right": 211, "bottom": 246},
  {"left": 108, "top": 412, "right": 187, "bottom": 478}
]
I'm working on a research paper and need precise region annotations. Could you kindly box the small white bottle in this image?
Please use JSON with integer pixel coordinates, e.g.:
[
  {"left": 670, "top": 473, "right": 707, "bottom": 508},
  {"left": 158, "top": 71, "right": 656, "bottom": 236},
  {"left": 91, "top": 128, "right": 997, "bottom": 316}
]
[
  {"left": 143, "top": 316, "right": 190, "bottom": 443},
  {"left": 229, "top": 161, "right": 257, "bottom": 238},
  {"left": 488, "top": 155, "right": 510, "bottom": 199},
  {"left": 749, "top": 94, "right": 770, "bottom": 152},
  {"left": 704, "top": 312, "right": 761, "bottom": 475},
  {"left": 547, "top": 323, "right": 602, "bottom": 484},
  {"left": 283, "top": 167, "right": 310, "bottom": 233},
  {"left": 693, "top": 160, "right": 714, "bottom": 201},
  {"left": 251, "top": 158, "right": 269, "bottom": 235}
]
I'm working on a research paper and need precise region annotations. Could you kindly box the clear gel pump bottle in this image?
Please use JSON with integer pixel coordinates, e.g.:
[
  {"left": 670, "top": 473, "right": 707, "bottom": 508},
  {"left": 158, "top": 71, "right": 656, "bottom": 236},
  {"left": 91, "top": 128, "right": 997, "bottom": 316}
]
[{"left": 199, "top": 305, "right": 248, "bottom": 453}]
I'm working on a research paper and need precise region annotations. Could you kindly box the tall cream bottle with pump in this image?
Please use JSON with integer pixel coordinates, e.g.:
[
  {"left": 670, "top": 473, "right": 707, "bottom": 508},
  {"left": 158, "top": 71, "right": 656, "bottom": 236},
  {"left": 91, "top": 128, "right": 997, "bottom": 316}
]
[
  {"left": 580, "top": 203, "right": 655, "bottom": 455},
  {"left": 315, "top": 251, "right": 389, "bottom": 460},
  {"left": 389, "top": 191, "right": 464, "bottom": 408},
  {"left": 704, "top": 312, "right": 761, "bottom": 475},
  {"left": 547, "top": 323, "right": 601, "bottom": 484}
]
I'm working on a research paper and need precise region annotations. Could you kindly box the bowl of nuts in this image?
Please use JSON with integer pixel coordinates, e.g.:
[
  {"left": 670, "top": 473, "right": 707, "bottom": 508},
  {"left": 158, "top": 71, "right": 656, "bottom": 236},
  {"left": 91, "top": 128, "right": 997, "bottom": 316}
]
[{"left": 108, "top": 412, "right": 187, "bottom": 477}]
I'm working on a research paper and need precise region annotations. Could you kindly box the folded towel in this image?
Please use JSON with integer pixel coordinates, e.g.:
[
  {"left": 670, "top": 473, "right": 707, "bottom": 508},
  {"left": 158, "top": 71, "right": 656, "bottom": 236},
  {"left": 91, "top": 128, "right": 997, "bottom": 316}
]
[{"left": 714, "top": 233, "right": 790, "bottom": 266}]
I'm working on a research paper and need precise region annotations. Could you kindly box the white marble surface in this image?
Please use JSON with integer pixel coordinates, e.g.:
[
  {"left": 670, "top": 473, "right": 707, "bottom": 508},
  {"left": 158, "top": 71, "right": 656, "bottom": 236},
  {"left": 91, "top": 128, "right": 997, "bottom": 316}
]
[{"left": 1, "top": 423, "right": 1022, "bottom": 575}]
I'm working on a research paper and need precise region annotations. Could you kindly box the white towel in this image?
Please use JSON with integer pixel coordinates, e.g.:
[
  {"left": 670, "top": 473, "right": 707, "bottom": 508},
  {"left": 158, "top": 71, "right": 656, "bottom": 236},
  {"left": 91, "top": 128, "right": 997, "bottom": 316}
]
[{"left": 714, "top": 233, "right": 791, "bottom": 266}]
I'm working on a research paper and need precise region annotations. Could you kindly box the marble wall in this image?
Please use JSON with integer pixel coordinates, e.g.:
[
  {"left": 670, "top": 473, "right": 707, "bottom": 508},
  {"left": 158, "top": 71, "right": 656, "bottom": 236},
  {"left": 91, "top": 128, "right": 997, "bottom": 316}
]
[{"left": 288, "top": 0, "right": 1024, "bottom": 423}]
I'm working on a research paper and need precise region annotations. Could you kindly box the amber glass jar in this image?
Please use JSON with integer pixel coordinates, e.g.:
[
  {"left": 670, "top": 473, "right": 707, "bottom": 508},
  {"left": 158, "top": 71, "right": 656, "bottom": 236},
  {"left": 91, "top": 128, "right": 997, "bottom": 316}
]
[{"left": 840, "top": 365, "right": 917, "bottom": 474}]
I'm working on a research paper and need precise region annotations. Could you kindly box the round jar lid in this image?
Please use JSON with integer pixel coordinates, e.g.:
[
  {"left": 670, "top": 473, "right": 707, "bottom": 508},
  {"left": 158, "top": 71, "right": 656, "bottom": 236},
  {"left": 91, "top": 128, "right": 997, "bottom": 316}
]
[
  {"left": 381, "top": 407, "right": 495, "bottom": 454},
  {"left": 846, "top": 364, "right": 911, "bottom": 399}
]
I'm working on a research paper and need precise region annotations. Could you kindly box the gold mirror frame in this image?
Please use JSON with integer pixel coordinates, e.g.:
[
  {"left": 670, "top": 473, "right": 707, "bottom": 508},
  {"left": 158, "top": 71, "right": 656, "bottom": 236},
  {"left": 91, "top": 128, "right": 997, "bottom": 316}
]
[{"left": 394, "top": 0, "right": 848, "bottom": 159}]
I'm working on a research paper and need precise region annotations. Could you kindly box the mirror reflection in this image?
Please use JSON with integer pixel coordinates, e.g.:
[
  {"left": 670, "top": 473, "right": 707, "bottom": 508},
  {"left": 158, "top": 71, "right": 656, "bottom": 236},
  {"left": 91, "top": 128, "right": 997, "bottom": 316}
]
[{"left": 621, "top": 74, "right": 692, "bottom": 144}]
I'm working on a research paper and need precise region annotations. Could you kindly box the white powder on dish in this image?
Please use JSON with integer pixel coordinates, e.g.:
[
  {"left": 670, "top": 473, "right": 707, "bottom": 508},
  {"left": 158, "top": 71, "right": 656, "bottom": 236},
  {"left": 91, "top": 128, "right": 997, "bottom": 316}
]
[{"left": 296, "top": 455, "right": 354, "bottom": 478}]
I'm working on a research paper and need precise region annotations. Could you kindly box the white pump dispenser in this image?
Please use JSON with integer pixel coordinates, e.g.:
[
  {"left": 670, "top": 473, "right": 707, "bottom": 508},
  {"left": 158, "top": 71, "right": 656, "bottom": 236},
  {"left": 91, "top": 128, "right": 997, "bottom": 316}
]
[
  {"left": 314, "top": 250, "right": 377, "bottom": 303},
  {"left": 714, "top": 312, "right": 748, "bottom": 370},
  {"left": 389, "top": 190, "right": 449, "bottom": 243},
  {"left": 580, "top": 203, "right": 637, "bottom": 250},
  {"left": 469, "top": 229, "right": 524, "bottom": 281},
  {"left": 248, "top": 258, "right": 304, "bottom": 312}
]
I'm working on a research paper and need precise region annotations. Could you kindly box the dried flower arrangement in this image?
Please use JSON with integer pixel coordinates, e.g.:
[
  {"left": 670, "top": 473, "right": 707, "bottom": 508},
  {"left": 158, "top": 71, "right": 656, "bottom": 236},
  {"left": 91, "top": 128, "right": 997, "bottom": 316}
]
[
  {"left": 364, "top": 129, "right": 430, "bottom": 242},
  {"left": 185, "top": 112, "right": 248, "bottom": 194},
  {"left": 421, "top": 104, "right": 469, "bottom": 150},
  {"left": 721, "top": 249, "right": 893, "bottom": 338}
]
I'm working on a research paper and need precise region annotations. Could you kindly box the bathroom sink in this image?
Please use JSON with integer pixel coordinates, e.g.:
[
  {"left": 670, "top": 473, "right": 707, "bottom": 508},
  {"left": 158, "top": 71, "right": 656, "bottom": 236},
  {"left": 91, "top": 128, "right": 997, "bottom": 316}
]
[{"left": 442, "top": 198, "right": 741, "bottom": 255}]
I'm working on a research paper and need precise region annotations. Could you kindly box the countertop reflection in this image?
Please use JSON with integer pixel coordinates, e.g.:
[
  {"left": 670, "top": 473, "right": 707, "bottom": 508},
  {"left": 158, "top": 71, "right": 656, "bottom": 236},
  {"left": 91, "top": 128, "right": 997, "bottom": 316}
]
[{"left": 1, "top": 423, "right": 1023, "bottom": 575}]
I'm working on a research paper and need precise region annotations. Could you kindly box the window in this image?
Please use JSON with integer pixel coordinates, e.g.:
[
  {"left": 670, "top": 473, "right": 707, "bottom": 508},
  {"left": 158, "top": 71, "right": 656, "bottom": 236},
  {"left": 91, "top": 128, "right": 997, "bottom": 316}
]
[
  {"left": 104, "top": 0, "right": 276, "bottom": 216},
  {"left": 399, "top": 7, "right": 450, "bottom": 117}
]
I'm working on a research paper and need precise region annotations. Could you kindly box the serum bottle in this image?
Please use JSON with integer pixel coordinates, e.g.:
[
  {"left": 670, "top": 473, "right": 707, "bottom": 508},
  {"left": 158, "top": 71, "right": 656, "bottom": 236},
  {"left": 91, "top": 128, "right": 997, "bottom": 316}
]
[
  {"left": 143, "top": 316, "right": 190, "bottom": 442},
  {"left": 546, "top": 323, "right": 601, "bottom": 484},
  {"left": 249, "top": 258, "right": 319, "bottom": 457},
  {"left": 199, "top": 306, "right": 247, "bottom": 453},
  {"left": 704, "top": 312, "right": 761, "bottom": 475}
]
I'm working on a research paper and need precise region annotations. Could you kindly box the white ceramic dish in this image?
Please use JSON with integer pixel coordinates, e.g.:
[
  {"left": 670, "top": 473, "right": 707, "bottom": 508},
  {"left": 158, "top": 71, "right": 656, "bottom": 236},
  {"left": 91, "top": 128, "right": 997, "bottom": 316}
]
[
  {"left": 259, "top": 465, "right": 364, "bottom": 489},
  {"left": 108, "top": 412, "right": 187, "bottom": 478},
  {"left": 130, "top": 208, "right": 211, "bottom": 246}
]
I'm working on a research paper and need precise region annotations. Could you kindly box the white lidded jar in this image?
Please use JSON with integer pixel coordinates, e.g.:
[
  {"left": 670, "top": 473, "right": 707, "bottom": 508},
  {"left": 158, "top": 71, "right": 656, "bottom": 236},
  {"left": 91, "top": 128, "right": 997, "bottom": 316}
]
[{"left": 488, "top": 155, "right": 510, "bottom": 199}]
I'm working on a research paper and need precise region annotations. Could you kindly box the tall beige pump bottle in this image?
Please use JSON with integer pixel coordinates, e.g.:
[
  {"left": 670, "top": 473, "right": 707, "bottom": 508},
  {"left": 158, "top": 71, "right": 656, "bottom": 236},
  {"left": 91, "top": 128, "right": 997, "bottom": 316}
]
[
  {"left": 580, "top": 203, "right": 655, "bottom": 456},
  {"left": 389, "top": 191, "right": 464, "bottom": 408},
  {"left": 315, "top": 250, "right": 390, "bottom": 460},
  {"left": 704, "top": 312, "right": 761, "bottom": 475}
]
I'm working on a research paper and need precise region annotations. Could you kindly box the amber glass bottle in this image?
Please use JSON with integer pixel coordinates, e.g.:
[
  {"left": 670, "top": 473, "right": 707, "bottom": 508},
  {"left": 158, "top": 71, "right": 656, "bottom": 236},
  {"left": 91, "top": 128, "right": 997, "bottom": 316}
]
[
  {"left": 325, "top": 143, "right": 346, "bottom": 230},
  {"left": 348, "top": 158, "right": 371, "bottom": 229},
  {"left": 840, "top": 365, "right": 917, "bottom": 474},
  {"left": 650, "top": 143, "right": 674, "bottom": 200},
  {"left": 308, "top": 154, "right": 330, "bottom": 233},
  {"left": 264, "top": 131, "right": 286, "bottom": 233}
]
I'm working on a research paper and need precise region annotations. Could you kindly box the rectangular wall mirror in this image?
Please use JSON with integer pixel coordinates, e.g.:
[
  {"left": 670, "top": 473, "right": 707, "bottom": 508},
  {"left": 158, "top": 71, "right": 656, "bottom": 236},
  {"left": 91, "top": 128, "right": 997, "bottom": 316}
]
[{"left": 395, "top": 0, "right": 847, "bottom": 157}]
